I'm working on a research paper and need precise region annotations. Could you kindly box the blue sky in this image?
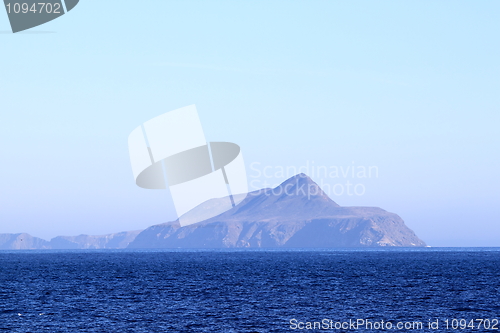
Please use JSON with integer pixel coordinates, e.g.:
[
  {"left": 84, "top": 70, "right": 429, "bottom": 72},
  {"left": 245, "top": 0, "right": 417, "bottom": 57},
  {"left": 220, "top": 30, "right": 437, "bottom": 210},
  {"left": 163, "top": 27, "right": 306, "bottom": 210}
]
[{"left": 1, "top": 1, "right": 499, "bottom": 245}]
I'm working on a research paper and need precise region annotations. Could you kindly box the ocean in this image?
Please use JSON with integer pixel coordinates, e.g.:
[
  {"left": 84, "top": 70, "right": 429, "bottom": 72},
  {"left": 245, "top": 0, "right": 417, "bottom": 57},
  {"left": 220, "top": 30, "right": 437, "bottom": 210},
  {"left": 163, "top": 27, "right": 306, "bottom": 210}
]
[{"left": 1, "top": 249, "right": 499, "bottom": 332}]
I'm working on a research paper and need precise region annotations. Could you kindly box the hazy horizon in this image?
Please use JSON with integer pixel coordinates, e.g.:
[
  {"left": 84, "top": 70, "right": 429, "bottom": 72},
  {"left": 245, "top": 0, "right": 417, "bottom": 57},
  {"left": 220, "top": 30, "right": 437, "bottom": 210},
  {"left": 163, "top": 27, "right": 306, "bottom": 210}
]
[{"left": 1, "top": 1, "right": 499, "bottom": 246}]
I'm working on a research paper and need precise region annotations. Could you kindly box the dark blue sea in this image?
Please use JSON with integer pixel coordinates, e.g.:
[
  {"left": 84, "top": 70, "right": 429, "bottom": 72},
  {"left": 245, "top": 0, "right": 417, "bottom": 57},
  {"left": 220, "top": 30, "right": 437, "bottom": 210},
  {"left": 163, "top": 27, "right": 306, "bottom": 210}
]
[{"left": 1, "top": 249, "right": 499, "bottom": 332}]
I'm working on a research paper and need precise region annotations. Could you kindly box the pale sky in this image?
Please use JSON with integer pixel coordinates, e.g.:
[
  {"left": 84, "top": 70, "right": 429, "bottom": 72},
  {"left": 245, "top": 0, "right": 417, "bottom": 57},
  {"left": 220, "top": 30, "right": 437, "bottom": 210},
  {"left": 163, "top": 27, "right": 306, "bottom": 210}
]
[{"left": 1, "top": 1, "right": 499, "bottom": 246}]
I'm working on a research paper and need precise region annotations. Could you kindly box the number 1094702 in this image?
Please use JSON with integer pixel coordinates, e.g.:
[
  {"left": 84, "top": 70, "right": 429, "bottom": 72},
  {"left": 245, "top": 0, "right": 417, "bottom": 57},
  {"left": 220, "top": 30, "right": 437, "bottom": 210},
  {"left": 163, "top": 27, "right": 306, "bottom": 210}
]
[{"left": 5, "top": 3, "right": 62, "bottom": 14}]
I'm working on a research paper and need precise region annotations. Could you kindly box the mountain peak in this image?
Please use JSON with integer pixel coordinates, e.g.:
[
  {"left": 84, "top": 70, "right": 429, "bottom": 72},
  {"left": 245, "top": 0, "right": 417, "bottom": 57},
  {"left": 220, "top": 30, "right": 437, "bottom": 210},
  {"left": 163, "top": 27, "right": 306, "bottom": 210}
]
[
  {"left": 128, "top": 170, "right": 426, "bottom": 248},
  {"left": 274, "top": 173, "right": 334, "bottom": 203},
  {"left": 220, "top": 173, "right": 340, "bottom": 219},
  {"left": 279, "top": 173, "right": 315, "bottom": 185},
  {"left": 281, "top": 172, "right": 309, "bottom": 180}
]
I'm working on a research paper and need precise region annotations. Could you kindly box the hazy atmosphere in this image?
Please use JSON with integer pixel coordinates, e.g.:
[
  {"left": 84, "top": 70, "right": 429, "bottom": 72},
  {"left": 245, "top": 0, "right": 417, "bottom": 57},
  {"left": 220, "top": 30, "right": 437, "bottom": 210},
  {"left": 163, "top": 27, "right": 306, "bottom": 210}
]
[{"left": 1, "top": 1, "right": 499, "bottom": 246}]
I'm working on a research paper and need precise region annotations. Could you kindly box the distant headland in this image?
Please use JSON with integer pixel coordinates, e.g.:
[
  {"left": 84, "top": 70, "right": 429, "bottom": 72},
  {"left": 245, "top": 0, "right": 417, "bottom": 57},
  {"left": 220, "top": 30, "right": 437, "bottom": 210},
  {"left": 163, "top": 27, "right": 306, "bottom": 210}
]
[{"left": 0, "top": 174, "right": 425, "bottom": 249}]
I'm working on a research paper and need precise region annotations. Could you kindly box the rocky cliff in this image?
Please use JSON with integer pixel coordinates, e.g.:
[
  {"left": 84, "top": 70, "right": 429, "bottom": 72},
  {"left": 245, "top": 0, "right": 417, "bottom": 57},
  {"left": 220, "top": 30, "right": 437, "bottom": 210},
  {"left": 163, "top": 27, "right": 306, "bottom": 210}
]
[
  {"left": 50, "top": 230, "right": 141, "bottom": 249},
  {"left": 0, "top": 231, "right": 141, "bottom": 250},
  {"left": 0, "top": 233, "right": 51, "bottom": 249},
  {"left": 1, "top": 174, "right": 426, "bottom": 250},
  {"left": 128, "top": 174, "right": 426, "bottom": 248}
]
